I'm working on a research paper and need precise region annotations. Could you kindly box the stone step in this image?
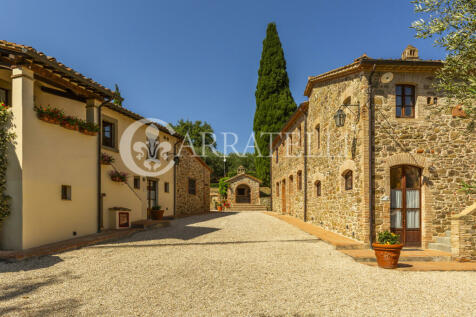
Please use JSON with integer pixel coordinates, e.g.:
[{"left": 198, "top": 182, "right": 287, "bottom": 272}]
[
  {"left": 436, "top": 236, "right": 451, "bottom": 245},
  {"left": 427, "top": 242, "right": 452, "bottom": 253}
]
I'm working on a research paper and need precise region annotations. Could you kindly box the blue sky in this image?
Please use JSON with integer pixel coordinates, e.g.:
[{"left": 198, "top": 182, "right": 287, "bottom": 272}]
[{"left": 3, "top": 0, "right": 444, "bottom": 152}]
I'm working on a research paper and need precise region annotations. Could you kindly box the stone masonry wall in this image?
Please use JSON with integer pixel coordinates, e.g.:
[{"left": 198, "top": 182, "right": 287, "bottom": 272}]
[
  {"left": 304, "top": 73, "right": 369, "bottom": 241},
  {"left": 372, "top": 71, "right": 476, "bottom": 247},
  {"left": 451, "top": 202, "right": 476, "bottom": 260},
  {"left": 272, "top": 115, "right": 306, "bottom": 220},
  {"left": 175, "top": 147, "right": 211, "bottom": 216}
]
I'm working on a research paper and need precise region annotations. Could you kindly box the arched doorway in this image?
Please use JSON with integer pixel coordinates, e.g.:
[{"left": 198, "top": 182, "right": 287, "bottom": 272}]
[
  {"left": 236, "top": 184, "right": 251, "bottom": 203},
  {"left": 390, "top": 165, "right": 422, "bottom": 247}
]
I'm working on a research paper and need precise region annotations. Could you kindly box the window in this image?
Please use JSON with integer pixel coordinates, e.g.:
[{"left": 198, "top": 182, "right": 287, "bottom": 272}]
[
  {"left": 298, "top": 126, "right": 302, "bottom": 147},
  {"left": 315, "top": 125, "right": 320, "bottom": 149},
  {"left": 396, "top": 85, "right": 415, "bottom": 118},
  {"left": 0, "top": 88, "right": 7, "bottom": 104},
  {"left": 275, "top": 151, "right": 278, "bottom": 164},
  {"left": 344, "top": 171, "right": 353, "bottom": 190},
  {"left": 289, "top": 134, "right": 293, "bottom": 154},
  {"left": 164, "top": 182, "right": 170, "bottom": 193},
  {"left": 315, "top": 181, "right": 321, "bottom": 197},
  {"left": 134, "top": 176, "right": 140, "bottom": 189},
  {"left": 188, "top": 178, "right": 196, "bottom": 195},
  {"left": 61, "top": 185, "right": 72, "bottom": 200},
  {"left": 297, "top": 171, "right": 302, "bottom": 190},
  {"left": 276, "top": 182, "right": 279, "bottom": 197},
  {"left": 102, "top": 120, "right": 115, "bottom": 148},
  {"left": 289, "top": 175, "right": 293, "bottom": 194}
]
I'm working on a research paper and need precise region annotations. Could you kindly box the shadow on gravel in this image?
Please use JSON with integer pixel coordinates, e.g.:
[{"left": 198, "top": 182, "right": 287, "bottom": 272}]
[
  {"left": 0, "top": 255, "right": 63, "bottom": 273},
  {"left": 92, "top": 238, "right": 321, "bottom": 249},
  {"left": 96, "top": 212, "right": 240, "bottom": 246},
  {"left": 0, "top": 298, "right": 81, "bottom": 316}
]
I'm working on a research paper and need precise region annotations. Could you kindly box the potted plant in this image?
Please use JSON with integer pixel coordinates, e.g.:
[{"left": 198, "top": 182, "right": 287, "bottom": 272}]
[
  {"left": 100, "top": 153, "right": 115, "bottom": 165},
  {"left": 372, "top": 231, "right": 403, "bottom": 269},
  {"left": 34, "top": 105, "right": 64, "bottom": 124},
  {"left": 79, "top": 120, "right": 99, "bottom": 136},
  {"left": 223, "top": 201, "right": 230, "bottom": 210},
  {"left": 60, "top": 115, "right": 79, "bottom": 131},
  {"left": 150, "top": 205, "right": 164, "bottom": 220},
  {"left": 109, "top": 170, "right": 128, "bottom": 183},
  {"left": 216, "top": 202, "right": 223, "bottom": 211}
]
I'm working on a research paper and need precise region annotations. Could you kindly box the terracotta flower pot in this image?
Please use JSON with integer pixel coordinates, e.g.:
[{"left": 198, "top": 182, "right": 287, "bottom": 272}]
[
  {"left": 80, "top": 129, "right": 97, "bottom": 136},
  {"left": 372, "top": 243, "right": 404, "bottom": 269},
  {"left": 151, "top": 210, "right": 164, "bottom": 220},
  {"left": 217, "top": 206, "right": 222, "bottom": 211}
]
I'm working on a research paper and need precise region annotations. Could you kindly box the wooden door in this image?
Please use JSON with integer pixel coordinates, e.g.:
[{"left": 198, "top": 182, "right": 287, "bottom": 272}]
[
  {"left": 281, "top": 180, "right": 286, "bottom": 213},
  {"left": 147, "top": 179, "right": 158, "bottom": 219},
  {"left": 390, "top": 166, "right": 422, "bottom": 247}
]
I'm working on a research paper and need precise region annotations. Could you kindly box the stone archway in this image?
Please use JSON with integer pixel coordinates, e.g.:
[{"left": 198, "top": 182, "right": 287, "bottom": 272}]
[{"left": 236, "top": 184, "right": 251, "bottom": 203}]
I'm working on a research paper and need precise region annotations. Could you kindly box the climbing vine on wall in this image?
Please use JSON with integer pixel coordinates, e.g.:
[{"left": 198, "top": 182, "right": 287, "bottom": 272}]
[{"left": 0, "top": 102, "right": 15, "bottom": 224}]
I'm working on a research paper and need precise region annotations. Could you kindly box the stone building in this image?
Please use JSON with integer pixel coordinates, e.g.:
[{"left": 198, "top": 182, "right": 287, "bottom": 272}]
[
  {"left": 271, "top": 46, "right": 475, "bottom": 259},
  {"left": 225, "top": 166, "right": 266, "bottom": 211}
]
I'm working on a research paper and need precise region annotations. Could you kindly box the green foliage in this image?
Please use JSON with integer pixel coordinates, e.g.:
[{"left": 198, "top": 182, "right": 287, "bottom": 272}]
[
  {"left": 218, "top": 177, "right": 230, "bottom": 199},
  {"left": 0, "top": 103, "right": 15, "bottom": 223},
  {"left": 173, "top": 119, "right": 216, "bottom": 148},
  {"left": 376, "top": 231, "right": 401, "bottom": 245},
  {"left": 35, "top": 105, "right": 99, "bottom": 132},
  {"left": 412, "top": 0, "right": 476, "bottom": 113},
  {"left": 113, "top": 84, "right": 123, "bottom": 107},
  {"left": 254, "top": 22, "right": 297, "bottom": 185},
  {"left": 461, "top": 181, "right": 476, "bottom": 194},
  {"left": 225, "top": 152, "right": 256, "bottom": 176}
]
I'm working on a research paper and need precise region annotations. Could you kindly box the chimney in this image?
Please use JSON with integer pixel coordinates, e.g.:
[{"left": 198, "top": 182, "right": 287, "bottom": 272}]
[{"left": 401, "top": 45, "right": 419, "bottom": 61}]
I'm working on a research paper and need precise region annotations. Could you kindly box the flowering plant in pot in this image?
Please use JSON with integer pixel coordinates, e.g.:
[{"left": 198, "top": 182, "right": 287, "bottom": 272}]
[
  {"left": 60, "top": 115, "right": 79, "bottom": 130},
  {"left": 34, "top": 105, "right": 64, "bottom": 124},
  {"left": 78, "top": 120, "right": 99, "bottom": 136},
  {"left": 150, "top": 205, "right": 164, "bottom": 220},
  {"left": 109, "top": 170, "right": 128, "bottom": 183},
  {"left": 372, "top": 231, "right": 403, "bottom": 269},
  {"left": 100, "top": 153, "right": 115, "bottom": 165}
]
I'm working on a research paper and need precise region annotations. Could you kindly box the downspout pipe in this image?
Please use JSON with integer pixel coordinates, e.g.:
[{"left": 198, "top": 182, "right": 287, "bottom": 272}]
[
  {"left": 303, "top": 111, "right": 308, "bottom": 222},
  {"left": 97, "top": 99, "right": 112, "bottom": 233},
  {"left": 368, "top": 64, "right": 376, "bottom": 247},
  {"left": 172, "top": 139, "right": 182, "bottom": 218}
]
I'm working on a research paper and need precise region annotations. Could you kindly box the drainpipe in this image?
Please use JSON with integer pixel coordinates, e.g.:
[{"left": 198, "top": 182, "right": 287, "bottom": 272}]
[
  {"left": 97, "top": 98, "right": 112, "bottom": 233},
  {"left": 368, "top": 64, "right": 376, "bottom": 247},
  {"left": 172, "top": 139, "right": 182, "bottom": 218},
  {"left": 303, "top": 111, "right": 308, "bottom": 222}
]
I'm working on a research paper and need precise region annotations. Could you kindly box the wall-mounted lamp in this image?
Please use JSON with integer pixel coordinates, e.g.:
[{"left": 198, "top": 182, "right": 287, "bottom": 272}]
[{"left": 334, "top": 102, "right": 360, "bottom": 127}]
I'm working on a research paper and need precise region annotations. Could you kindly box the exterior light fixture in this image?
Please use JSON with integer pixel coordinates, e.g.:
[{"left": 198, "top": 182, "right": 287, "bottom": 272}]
[
  {"left": 334, "top": 109, "right": 346, "bottom": 127},
  {"left": 334, "top": 102, "right": 360, "bottom": 127}
]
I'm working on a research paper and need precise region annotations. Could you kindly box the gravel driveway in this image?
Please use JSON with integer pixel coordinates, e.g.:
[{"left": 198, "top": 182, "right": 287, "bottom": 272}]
[{"left": 0, "top": 212, "right": 475, "bottom": 316}]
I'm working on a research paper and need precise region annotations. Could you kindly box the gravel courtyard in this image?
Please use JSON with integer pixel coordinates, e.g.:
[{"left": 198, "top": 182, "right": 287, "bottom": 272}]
[{"left": 0, "top": 212, "right": 475, "bottom": 316}]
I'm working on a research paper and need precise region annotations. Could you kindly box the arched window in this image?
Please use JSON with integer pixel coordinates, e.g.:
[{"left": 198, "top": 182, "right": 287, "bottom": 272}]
[
  {"left": 315, "top": 181, "right": 321, "bottom": 197},
  {"left": 297, "top": 171, "right": 302, "bottom": 191},
  {"left": 315, "top": 124, "right": 320, "bottom": 150},
  {"left": 344, "top": 170, "right": 353, "bottom": 190}
]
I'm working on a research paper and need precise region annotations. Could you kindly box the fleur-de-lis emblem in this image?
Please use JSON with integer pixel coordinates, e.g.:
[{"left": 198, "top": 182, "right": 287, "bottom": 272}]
[{"left": 133, "top": 125, "right": 171, "bottom": 171}]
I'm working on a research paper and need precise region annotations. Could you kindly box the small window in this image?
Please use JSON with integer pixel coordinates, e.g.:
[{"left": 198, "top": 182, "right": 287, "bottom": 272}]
[
  {"left": 344, "top": 171, "right": 353, "bottom": 190},
  {"left": 427, "top": 97, "right": 432, "bottom": 105},
  {"left": 297, "top": 171, "right": 302, "bottom": 191},
  {"left": 164, "top": 182, "right": 170, "bottom": 193},
  {"left": 276, "top": 182, "right": 279, "bottom": 197},
  {"left": 61, "top": 185, "right": 72, "bottom": 200},
  {"left": 433, "top": 97, "right": 437, "bottom": 105},
  {"left": 396, "top": 85, "right": 415, "bottom": 118},
  {"left": 133, "top": 176, "right": 140, "bottom": 189},
  {"left": 289, "top": 175, "right": 293, "bottom": 194},
  {"left": 298, "top": 126, "right": 302, "bottom": 147},
  {"left": 315, "top": 181, "right": 321, "bottom": 197},
  {"left": 102, "top": 121, "right": 115, "bottom": 148},
  {"left": 188, "top": 178, "right": 196, "bottom": 195},
  {"left": 315, "top": 125, "right": 320, "bottom": 149},
  {"left": 0, "top": 88, "right": 8, "bottom": 105},
  {"left": 275, "top": 151, "right": 278, "bottom": 164}
]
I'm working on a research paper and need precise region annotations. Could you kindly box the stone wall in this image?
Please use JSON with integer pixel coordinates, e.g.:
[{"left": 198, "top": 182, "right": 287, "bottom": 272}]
[
  {"left": 227, "top": 175, "right": 260, "bottom": 207},
  {"left": 304, "top": 73, "right": 369, "bottom": 241},
  {"left": 175, "top": 147, "right": 211, "bottom": 216},
  {"left": 451, "top": 202, "right": 476, "bottom": 260},
  {"left": 372, "top": 71, "right": 476, "bottom": 247},
  {"left": 272, "top": 114, "right": 306, "bottom": 220}
]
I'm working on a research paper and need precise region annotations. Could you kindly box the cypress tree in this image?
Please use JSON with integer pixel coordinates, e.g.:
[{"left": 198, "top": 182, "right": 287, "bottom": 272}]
[
  {"left": 113, "top": 84, "right": 124, "bottom": 107},
  {"left": 253, "top": 22, "right": 297, "bottom": 185}
]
